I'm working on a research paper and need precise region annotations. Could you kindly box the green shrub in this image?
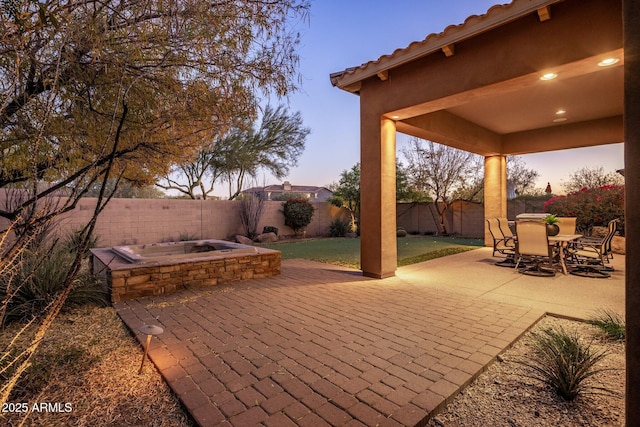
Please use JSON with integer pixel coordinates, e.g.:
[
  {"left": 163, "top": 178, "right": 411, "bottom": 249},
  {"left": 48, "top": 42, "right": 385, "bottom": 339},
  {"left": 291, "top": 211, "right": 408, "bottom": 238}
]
[
  {"left": 272, "top": 192, "right": 308, "bottom": 201},
  {"left": 587, "top": 309, "right": 625, "bottom": 340},
  {"left": 263, "top": 226, "right": 279, "bottom": 236},
  {"left": 62, "top": 228, "right": 101, "bottom": 258},
  {"left": 0, "top": 245, "right": 109, "bottom": 325},
  {"left": 544, "top": 185, "right": 624, "bottom": 235},
  {"left": 396, "top": 227, "right": 407, "bottom": 237},
  {"left": 282, "top": 198, "right": 314, "bottom": 235},
  {"left": 328, "top": 219, "right": 350, "bottom": 237},
  {"left": 518, "top": 327, "right": 613, "bottom": 401}
]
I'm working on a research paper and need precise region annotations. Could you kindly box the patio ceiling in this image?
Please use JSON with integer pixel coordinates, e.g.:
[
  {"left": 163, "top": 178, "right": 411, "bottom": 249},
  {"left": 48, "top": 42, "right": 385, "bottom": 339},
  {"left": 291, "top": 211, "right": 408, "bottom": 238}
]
[
  {"left": 330, "top": 0, "right": 624, "bottom": 157},
  {"left": 443, "top": 55, "right": 623, "bottom": 136}
]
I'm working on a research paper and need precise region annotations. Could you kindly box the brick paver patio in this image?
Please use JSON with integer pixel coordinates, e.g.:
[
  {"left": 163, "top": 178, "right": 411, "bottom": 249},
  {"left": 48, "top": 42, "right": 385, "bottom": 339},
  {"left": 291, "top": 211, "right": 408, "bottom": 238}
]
[{"left": 115, "top": 257, "right": 544, "bottom": 426}]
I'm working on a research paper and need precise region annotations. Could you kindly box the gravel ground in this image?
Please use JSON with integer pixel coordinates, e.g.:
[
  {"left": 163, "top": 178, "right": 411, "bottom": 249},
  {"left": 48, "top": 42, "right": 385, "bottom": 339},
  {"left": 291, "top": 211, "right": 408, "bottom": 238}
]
[
  {"left": 427, "top": 316, "right": 625, "bottom": 427},
  {"left": 1, "top": 306, "right": 193, "bottom": 427}
]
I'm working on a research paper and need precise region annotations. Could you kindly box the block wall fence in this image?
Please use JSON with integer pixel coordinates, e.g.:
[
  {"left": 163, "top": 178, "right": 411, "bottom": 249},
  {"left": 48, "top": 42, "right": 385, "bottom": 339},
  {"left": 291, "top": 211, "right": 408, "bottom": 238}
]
[
  {"left": 0, "top": 191, "right": 544, "bottom": 246},
  {"left": 51, "top": 198, "right": 353, "bottom": 246},
  {"left": 396, "top": 199, "right": 545, "bottom": 237}
]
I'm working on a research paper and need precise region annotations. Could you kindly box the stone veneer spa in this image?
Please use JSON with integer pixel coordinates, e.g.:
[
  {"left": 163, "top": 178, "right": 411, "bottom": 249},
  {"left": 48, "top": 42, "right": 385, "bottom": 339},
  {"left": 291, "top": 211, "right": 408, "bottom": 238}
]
[{"left": 91, "top": 240, "right": 280, "bottom": 302}]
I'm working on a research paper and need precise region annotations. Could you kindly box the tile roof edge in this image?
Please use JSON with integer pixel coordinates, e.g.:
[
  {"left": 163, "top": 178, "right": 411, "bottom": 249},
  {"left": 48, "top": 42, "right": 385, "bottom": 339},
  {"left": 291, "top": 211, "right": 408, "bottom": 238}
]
[{"left": 330, "top": 0, "right": 563, "bottom": 90}]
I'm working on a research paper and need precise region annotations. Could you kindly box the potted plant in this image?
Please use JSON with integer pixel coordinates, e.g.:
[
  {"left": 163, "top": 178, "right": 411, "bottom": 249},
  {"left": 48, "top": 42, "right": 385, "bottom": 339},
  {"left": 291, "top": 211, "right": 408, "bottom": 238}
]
[{"left": 544, "top": 214, "right": 560, "bottom": 236}]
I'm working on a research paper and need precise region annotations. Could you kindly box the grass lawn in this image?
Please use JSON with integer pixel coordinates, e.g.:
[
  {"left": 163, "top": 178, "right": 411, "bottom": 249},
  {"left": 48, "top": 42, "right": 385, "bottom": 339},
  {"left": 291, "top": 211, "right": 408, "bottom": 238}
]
[{"left": 261, "top": 236, "right": 484, "bottom": 269}]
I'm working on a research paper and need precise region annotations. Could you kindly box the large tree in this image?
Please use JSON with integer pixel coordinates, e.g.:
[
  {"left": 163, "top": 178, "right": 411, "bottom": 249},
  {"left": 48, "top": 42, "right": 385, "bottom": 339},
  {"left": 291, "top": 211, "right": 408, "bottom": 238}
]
[
  {"left": 84, "top": 179, "right": 165, "bottom": 199},
  {"left": 158, "top": 105, "right": 310, "bottom": 199},
  {"left": 156, "top": 143, "right": 229, "bottom": 200},
  {"left": 1, "top": 0, "right": 309, "bottom": 211},
  {"left": 329, "top": 161, "right": 425, "bottom": 234},
  {"left": 562, "top": 166, "right": 624, "bottom": 193},
  {"left": 402, "top": 138, "right": 479, "bottom": 234},
  {"left": 396, "top": 161, "right": 431, "bottom": 202},
  {"left": 0, "top": 0, "right": 308, "bottom": 406},
  {"left": 329, "top": 163, "right": 361, "bottom": 213},
  {"left": 452, "top": 155, "right": 540, "bottom": 202},
  {"left": 508, "top": 156, "right": 540, "bottom": 196}
]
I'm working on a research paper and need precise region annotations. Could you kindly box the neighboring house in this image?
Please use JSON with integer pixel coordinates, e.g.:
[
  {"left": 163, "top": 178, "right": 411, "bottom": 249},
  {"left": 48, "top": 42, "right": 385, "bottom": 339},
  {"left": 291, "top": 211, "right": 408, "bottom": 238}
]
[{"left": 242, "top": 181, "right": 333, "bottom": 202}]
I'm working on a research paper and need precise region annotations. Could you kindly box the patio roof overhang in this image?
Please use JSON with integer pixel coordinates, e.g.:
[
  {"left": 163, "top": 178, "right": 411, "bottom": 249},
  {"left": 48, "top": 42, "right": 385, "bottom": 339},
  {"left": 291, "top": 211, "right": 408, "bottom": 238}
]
[{"left": 330, "top": 0, "right": 623, "bottom": 156}]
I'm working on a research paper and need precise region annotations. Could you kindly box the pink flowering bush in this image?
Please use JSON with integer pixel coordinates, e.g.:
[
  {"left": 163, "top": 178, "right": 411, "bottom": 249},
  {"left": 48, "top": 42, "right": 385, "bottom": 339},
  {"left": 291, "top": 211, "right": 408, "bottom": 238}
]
[{"left": 544, "top": 185, "right": 624, "bottom": 235}]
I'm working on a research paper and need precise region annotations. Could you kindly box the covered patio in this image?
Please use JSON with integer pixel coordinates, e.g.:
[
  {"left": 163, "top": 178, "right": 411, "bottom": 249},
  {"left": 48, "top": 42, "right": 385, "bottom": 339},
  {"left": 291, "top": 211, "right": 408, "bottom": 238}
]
[
  {"left": 330, "top": 0, "right": 639, "bottom": 423},
  {"left": 330, "top": 0, "right": 623, "bottom": 279}
]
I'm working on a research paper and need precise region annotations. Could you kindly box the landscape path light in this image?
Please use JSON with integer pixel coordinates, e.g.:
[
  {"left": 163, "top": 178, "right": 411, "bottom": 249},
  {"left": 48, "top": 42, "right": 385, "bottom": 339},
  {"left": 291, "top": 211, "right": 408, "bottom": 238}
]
[{"left": 138, "top": 324, "right": 164, "bottom": 374}]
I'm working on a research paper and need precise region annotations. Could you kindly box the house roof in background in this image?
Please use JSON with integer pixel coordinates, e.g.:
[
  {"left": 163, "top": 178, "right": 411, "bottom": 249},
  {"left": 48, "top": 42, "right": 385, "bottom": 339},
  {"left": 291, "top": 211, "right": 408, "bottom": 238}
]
[{"left": 243, "top": 183, "right": 332, "bottom": 193}]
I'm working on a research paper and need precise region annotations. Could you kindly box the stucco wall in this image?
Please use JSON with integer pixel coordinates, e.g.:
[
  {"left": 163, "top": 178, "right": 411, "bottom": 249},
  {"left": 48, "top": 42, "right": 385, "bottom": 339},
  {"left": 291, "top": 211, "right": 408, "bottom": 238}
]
[{"left": 50, "top": 198, "right": 352, "bottom": 246}]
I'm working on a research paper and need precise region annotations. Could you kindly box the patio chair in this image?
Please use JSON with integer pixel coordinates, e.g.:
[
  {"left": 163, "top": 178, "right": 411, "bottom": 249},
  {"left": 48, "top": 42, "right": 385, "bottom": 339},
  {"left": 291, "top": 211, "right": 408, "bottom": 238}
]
[
  {"left": 568, "top": 219, "right": 618, "bottom": 278},
  {"left": 556, "top": 217, "right": 577, "bottom": 235},
  {"left": 497, "top": 217, "right": 516, "bottom": 240},
  {"left": 576, "top": 219, "right": 618, "bottom": 260},
  {"left": 487, "top": 218, "right": 516, "bottom": 267},
  {"left": 514, "top": 221, "right": 558, "bottom": 277}
]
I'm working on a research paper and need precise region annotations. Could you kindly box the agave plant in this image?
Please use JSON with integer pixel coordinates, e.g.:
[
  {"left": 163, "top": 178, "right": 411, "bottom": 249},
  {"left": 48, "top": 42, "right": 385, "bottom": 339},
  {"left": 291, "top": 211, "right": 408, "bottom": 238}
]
[
  {"left": 587, "top": 309, "right": 626, "bottom": 340},
  {"left": 518, "top": 327, "right": 614, "bottom": 401}
]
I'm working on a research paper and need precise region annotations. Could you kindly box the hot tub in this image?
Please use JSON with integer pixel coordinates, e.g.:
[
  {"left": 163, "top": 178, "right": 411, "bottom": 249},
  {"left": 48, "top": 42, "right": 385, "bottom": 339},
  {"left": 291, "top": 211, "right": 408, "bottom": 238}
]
[
  {"left": 111, "top": 240, "right": 258, "bottom": 264},
  {"left": 91, "top": 240, "right": 280, "bottom": 302}
]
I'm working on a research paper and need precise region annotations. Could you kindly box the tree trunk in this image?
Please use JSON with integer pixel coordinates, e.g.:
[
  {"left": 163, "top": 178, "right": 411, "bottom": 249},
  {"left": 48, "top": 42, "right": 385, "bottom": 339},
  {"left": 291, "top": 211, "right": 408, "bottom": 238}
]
[{"left": 434, "top": 201, "right": 449, "bottom": 235}]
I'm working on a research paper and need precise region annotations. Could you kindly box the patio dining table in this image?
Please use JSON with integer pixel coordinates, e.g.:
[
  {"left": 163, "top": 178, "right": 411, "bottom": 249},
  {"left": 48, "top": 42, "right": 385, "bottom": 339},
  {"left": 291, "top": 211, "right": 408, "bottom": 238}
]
[{"left": 548, "top": 234, "right": 582, "bottom": 275}]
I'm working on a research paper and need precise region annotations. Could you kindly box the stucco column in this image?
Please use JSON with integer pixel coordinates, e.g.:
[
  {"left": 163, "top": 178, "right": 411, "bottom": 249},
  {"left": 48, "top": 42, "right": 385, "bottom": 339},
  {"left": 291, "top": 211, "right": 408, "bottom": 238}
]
[
  {"left": 483, "top": 155, "right": 508, "bottom": 246},
  {"left": 360, "top": 112, "right": 397, "bottom": 279},
  {"left": 625, "top": 0, "right": 640, "bottom": 424}
]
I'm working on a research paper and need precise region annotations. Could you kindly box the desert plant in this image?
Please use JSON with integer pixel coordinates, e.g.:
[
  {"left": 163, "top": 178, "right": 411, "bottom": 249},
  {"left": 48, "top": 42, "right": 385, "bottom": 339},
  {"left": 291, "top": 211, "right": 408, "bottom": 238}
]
[
  {"left": 328, "top": 219, "right": 351, "bottom": 237},
  {"left": 587, "top": 309, "right": 626, "bottom": 340},
  {"left": 62, "top": 228, "right": 101, "bottom": 258},
  {"left": 0, "top": 246, "right": 109, "bottom": 325},
  {"left": 239, "top": 194, "right": 265, "bottom": 239},
  {"left": 396, "top": 227, "right": 407, "bottom": 237},
  {"left": 177, "top": 231, "right": 199, "bottom": 241},
  {"left": 518, "top": 327, "right": 614, "bottom": 401},
  {"left": 282, "top": 198, "right": 314, "bottom": 235}
]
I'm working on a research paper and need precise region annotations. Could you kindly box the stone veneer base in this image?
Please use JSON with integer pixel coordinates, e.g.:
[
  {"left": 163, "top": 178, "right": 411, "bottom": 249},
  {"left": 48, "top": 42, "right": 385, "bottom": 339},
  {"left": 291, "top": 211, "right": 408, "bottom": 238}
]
[{"left": 91, "top": 247, "right": 281, "bottom": 302}]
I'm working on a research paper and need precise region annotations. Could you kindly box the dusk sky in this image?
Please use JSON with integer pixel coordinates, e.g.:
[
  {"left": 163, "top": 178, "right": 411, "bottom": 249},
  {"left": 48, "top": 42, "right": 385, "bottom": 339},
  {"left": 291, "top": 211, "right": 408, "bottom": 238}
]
[{"left": 235, "top": 0, "right": 624, "bottom": 196}]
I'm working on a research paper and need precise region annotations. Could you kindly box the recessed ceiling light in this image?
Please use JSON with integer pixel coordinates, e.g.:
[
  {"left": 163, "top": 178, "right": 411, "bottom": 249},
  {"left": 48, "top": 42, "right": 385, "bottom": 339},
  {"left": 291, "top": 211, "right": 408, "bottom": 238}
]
[
  {"left": 540, "top": 72, "right": 558, "bottom": 81},
  {"left": 598, "top": 58, "right": 619, "bottom": 67},
  {"left": 556, "top": 109, "right": 566, "bottom": 115},
  {"left": 553, "top": 117, "right": 567, "bottom": 123},
  {"left": 391, "top": 115, "right": 399, "bottom": 119}
]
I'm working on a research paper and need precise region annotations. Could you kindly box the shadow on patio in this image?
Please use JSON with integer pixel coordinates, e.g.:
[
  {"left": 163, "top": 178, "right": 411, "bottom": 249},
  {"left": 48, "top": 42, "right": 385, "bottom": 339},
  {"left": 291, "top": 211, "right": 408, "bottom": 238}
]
[{"left": 115, "top": 250, "right": 624, "bottom": 426}]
